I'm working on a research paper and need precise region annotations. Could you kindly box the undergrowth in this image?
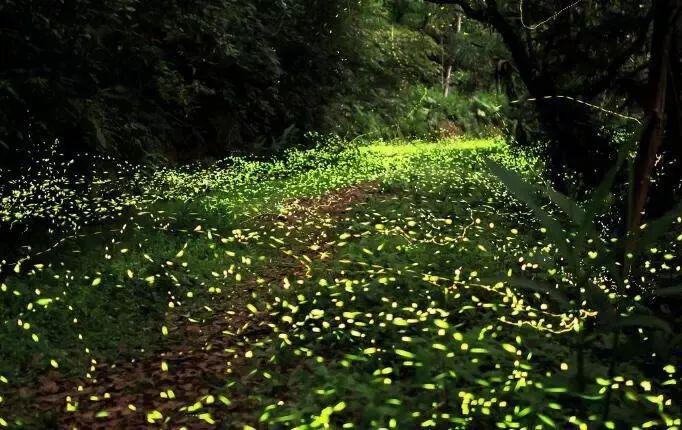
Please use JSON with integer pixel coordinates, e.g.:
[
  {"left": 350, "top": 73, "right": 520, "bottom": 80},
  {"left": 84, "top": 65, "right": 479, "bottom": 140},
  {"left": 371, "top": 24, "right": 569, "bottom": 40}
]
[{"left": 0, "top": 138, "right": 680, "bottom": 429}]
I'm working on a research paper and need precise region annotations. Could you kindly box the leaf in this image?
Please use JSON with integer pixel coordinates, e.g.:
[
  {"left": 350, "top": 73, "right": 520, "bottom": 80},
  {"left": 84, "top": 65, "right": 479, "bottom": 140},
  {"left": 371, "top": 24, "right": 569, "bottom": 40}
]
[
  {"left": 543, "top": 187, "right": 585, "bottom": 225},
  {"left": 485, "top": 159, "right": 572, "bottom": 265},
  {"left": 584, "top": 150, "right": 625, "bottom": 220},
  {"left": 502, "top": 343, "right": 517, "bottom": 354},
  {"left": 635, "top": 201, "right": 682, "bottom": 255},
  {"left": 434, "top": 319, "right": 449, "bottom": 329},
  {"left": 146, "top": 410, "right": 163, "bottom": 423},
  {"left": 572, "top": 152, "right": 625, "bottom": 258},
  {"left": 395, "top": 349, "right": 415, "bottom": 359},
  {"left": 537, "top": 413, "right": 556, "bottom": 428}
]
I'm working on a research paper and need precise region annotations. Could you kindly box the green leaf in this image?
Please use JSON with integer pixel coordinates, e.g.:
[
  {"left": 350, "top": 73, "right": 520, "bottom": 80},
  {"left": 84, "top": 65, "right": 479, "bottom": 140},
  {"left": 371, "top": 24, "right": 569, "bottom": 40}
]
[
  {"left": 485, "top": 159, "right": 573, "bottom": 265},
  {"left": 573, "top": 151, "right": 625, "bottom": 257},
  {"left": 36, "top": 298, "right": 53, "bottom": 306},
  {"left": 537, "top": 413, "right": 556, "bottom": 428},
  {"left": 395, "top": 349, "right": 415, "bottom": 359},
  {"left": 584, "top": 150, "right": 625, "bottom": 220},
  {"left": 543, "top": 187, "right": 585, "bottom": 225},
  {"left": 635, "top": 201, "right": 682, "bottom": 256}
]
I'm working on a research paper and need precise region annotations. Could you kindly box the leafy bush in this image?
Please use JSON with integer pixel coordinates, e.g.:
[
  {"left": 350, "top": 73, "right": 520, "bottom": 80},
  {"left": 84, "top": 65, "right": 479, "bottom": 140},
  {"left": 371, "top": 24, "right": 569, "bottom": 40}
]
[
  {"left": 0, "top": 0, "right": 450, "bottom": 164},
  {"left": 332, "top": 85, "right": 505, "bottom": 140},
  {"left": 487, "top": 152, "right": 682, "bottom": 421}
]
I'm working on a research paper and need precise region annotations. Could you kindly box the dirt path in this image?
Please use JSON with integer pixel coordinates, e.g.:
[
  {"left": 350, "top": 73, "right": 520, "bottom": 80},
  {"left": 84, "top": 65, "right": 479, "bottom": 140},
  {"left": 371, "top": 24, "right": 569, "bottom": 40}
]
[{"left": 23, "top": 182, "right": 380, "bottom": 429}]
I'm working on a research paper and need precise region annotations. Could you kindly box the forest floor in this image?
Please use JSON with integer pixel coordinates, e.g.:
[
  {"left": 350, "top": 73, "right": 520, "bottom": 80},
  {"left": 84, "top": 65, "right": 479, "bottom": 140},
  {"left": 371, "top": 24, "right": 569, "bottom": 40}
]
[{"left": 1, "top": 139, "right": 679, "bottom": 429}]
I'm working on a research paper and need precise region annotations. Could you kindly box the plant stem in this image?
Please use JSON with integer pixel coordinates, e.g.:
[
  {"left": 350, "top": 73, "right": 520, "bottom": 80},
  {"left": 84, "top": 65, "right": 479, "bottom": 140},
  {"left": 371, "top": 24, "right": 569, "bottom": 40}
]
[
  {"left": 601, "top": 330, "right": 621, "bottom": 423},
  {"left": 577, "top": 331, "right": 585, "bottom": 393}
]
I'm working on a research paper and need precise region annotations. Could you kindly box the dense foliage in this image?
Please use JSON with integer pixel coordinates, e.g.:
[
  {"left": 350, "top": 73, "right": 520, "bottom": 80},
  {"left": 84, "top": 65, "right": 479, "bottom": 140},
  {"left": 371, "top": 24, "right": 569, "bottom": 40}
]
[
  {"left": 1, "top": 140, "right": 680, "bottom": 428},
  {"left": 0, "top": 0, "right": 504, "bottom": 166},
  {"left": 0, "top": 0, "right": 508, "bottom": 266},
  {"left": 434, "top": 0, "right": 682, "bottom": 209},
  {"left": 1, "top": 0, "right": 358, "bottom": 160},
  {"left": 1, "top": 1, "right": 681, "bottom": 429}
]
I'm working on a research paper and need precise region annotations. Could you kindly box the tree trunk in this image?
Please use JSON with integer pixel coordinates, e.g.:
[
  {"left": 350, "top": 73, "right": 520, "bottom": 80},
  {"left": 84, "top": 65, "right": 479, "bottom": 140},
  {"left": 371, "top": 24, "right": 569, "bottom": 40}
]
[
  {"left": 440, "top": 36, "right": 446, "bottom": 91},
  {"left": 628, "top": 0, "right": 680, "bottom": 234},
  {"left": 444, "top": 12, "right": 461, "bottom": 98}
]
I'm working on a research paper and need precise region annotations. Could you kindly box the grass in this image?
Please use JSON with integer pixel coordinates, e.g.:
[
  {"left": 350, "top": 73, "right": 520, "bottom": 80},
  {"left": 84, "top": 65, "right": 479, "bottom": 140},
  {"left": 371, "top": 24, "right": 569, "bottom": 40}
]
[{"left": 0, "top": 138, "right": 680, "bottom": 429}]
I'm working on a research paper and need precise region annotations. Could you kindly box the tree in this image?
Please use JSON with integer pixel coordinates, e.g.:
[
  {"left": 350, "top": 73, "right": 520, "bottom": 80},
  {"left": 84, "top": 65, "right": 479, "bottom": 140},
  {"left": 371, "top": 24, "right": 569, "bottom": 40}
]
[
  {"left": 428, "top": 0, "right": 682, "bottom": 232},
  {"left": 0, "top": 0, "right": 436, "bottom": 165},
  {"left": 629, "top": 0, "right": 682, "bottom": 233}
]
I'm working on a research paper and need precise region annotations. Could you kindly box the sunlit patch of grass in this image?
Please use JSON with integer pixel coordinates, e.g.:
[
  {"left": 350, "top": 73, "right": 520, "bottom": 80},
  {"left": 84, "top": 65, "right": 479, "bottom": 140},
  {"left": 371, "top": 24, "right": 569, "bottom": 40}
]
[{"left": 362, "top": 137, "right": 501, "bottom": 157}]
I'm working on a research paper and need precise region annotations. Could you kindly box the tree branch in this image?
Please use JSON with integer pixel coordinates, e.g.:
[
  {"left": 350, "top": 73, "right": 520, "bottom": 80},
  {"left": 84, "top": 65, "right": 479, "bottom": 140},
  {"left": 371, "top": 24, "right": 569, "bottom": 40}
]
[
  {"left": 585, "top": 9, "right": 654, "bottom": 98},
  {"left": 423, "top": 0, "right": 487, "bottom": 22}
]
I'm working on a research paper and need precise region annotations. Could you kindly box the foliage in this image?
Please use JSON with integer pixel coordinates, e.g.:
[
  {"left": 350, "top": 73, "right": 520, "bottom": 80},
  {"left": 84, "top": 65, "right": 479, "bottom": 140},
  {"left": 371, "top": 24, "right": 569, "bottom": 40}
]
[
  {"left": 0, "top": 134, "right": 354, "bottom": 264},
  {"left": 1, "top": 1, "right": 681, "bottom": 428},
  {"left": 487, "top": 152, "right": 682, "bottom": 405},
  {"left": 0, "top": 140, "right": 679, "bottom": 429},
  {"left": 434, "top": 0, "right": 682, "bottom": 203},
  {"left": 0, "top": 0, "right": 509, "bottom": 168},
  {"left": 0, "top": 0, "right": 434, "bottom": 162},
  {"left": 333, "top": 85, "right": 505, "bottom": 140}
]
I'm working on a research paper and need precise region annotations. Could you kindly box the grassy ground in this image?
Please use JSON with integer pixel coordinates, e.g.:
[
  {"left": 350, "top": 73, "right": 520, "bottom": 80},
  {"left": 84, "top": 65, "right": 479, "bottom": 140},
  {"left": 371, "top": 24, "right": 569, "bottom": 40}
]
[{"left": 0, "top": 139, "right": 680, "bottom": 429}]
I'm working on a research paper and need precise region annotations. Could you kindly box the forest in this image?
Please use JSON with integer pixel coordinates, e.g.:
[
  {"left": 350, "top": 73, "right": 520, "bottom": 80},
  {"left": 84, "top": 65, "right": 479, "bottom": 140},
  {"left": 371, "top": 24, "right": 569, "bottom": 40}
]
[{"left": 0, "top": 0, "right": 681, "bottom": 428}]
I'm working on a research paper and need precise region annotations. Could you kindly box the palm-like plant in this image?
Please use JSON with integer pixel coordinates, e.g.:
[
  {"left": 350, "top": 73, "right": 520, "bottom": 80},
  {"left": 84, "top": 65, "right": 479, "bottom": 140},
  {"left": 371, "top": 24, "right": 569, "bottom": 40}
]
[{"left": 486, "top": 151, "right": 681, "bottom": 420}]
